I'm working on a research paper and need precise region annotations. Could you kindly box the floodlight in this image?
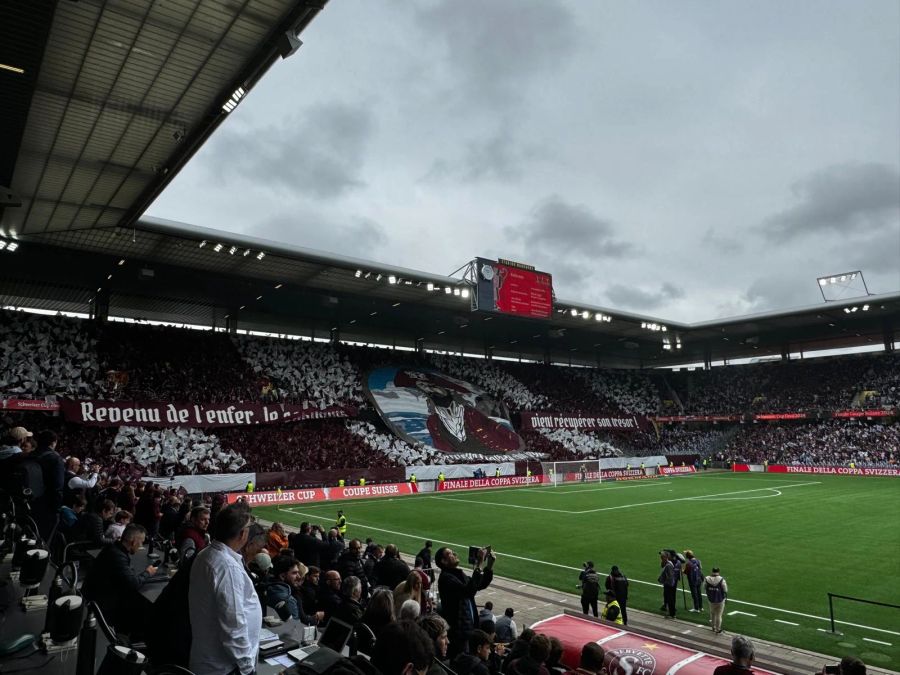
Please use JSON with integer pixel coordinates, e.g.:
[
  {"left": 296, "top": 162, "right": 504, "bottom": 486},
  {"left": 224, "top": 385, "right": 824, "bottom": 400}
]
[
  {"left": 243, "top": 249, "right": 251, "bottom": 256},
  {"left": 213, "top": 243, "right": 223, "bottom": 252},
  {"left": 453, "top": 288, "right": 460, "bottom": 296},
  {"left": 375, "top": 274, "right": 382, "bottom": 281},
  {"left": 228, "top": 246, "right": 237, "bottom": 255},
  {"left": 862, "top": 305, "right": 870, "bottom": 311},
  {"left": 426, "top": 282, "right": 434, "bottom": 291},
  {"left": 0, "top": 242, "right": 6, "bottom": 250},
  {"left": 355, "top": 270, "right": 362, "bottom": 278},
  {"left": 199, "top": 240, "right": 207, "bottom": 248},
  {"left": 461, "top": 288, "right": 470, "bottom": 299},
  {"left": 6, "top": 242, "right": 18, "bottom": 252},
  {"left": 256, "top": 251, "right": 265, "bottom": 260},
  {"left": 571, "top": 309, "right": 578, "bottom": 317},
  {"left": 388, "top": 275, "right": 397, "bottom": 284},
  {"left": 581, "top": 311, "right": 589, "bottom": 319},
  {"left": 444, "top": 287, "right": 451, "bottom": 294}
]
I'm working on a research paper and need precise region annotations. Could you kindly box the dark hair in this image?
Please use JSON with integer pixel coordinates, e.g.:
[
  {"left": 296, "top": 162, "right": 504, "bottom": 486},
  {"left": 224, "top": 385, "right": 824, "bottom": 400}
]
[
  {"left": 121, "top": 523, "right": 147, "bottom": 543},
  {"left": 385, "top": 544, "right": 399, "bottom": 558},
  {"left": 71, "top": 495, "right": 88, "bottom": 509},
  {"left": 191, "top": 506, "right": 210, "bottom": 520},
  {"left": 480, "top": 620, "right": 495, "bottom": 635},
  {"left": 37, "top": 430, "right": 58, "bottom": 447},
  {"left": 212, "top": 503, "right": 251, "bottom": 542},
  {"left": 580, "top": 643, "right": 606, "bottom": 672},
  {"left": 484, "top": 601, "right": 493, "bottom": 610},
  {"left": 424, "top": 540, "right": 432, "bottom": 548},
  {"left": 547, "top": 637, "right": 564, "bottom": 667},
  {"left": 272, "top": 555, "right": 299, "bottom": 578},
  {"left": 372, "top": 620, "right": 434, "bottom": 675},
  {"left": 418, "top": 613, "right": 449, "bottom": 643},
  {"left": 468, "top": 629, "right": 492, "bottom": 654},
  {"left": 98, "top": 499, "right": 116, "bottom": 514},
  {"left": 840, "top": 657, "right": 866, "bottom": 675},
  {"left": 504, "top": 608, "right": 514, "bottom": 618},
  {"left": 520, "top": 628, "right": 535, "bottom": 643},
  {"left": 434, "top": 546, "right": 450, "bottom": 569},
  {"left": 712, "top": 567, "right": 721, "bottom": 574},
  {"left": 528, "top": 634, "right": 551, "bottom": 662}
]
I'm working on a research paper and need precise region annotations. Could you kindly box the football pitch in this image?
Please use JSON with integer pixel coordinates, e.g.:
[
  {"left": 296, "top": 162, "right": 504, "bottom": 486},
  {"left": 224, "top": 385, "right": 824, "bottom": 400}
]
[{"left": 255, "top": 472, "right": 900, "bottom": 668}]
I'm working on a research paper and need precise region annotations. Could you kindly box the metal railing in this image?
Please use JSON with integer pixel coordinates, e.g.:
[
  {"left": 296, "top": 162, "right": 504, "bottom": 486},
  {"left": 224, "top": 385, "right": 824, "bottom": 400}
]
[{"left": 827, "top": 592, "right": 900, "bottom": 633}]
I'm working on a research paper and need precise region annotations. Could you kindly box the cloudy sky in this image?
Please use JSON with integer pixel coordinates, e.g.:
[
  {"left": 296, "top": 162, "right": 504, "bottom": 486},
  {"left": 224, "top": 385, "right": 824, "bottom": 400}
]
[{"left": 149, "top": 0, "right": 900, "bottom": 323}]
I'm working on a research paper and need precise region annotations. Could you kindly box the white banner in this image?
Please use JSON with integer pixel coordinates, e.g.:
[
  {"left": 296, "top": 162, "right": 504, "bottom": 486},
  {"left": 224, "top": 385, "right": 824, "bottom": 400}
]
[{"left": 141, "top": 472, "right": 255, "bottom": 494}]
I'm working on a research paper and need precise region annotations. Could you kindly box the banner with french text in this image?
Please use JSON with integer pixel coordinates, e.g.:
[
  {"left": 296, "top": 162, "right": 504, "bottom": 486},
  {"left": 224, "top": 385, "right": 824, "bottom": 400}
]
[
  {"left": 58, "top": 398, "right": 354, "bottom": 428},
  {"left": 519, "top": 412, "right": 649, "bottom": 432}
]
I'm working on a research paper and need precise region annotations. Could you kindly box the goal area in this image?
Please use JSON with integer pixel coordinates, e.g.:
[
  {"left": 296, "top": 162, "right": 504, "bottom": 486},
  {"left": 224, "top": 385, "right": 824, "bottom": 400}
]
[{"left": 540, "top": 460, "right": 603, "bottom": 486}]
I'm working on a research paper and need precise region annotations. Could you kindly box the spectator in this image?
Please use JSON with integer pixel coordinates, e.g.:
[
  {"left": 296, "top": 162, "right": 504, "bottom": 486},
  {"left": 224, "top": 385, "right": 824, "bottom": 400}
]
[
  {"left": 399, "top": 598, "right": 422, "bottom": 621},
  {"left": 494, "top": 608, "right": 517, "bottom": 643},
  {"left": 436, "top": 546, "right": 495, "bottom": 658},
  {"left": 0, "top": 426, "right": 30, "bottom": 461},
  {"left": 394, "top": 571, "right": 424, "bottom": 615},
  {"left": 63, "top": 456, "right": 99, "bottom": 505},
  {"left": 705, "top": 567, "right": 729, "bottom": 634},
  {"left": 300, "top": 566, "right": 321, "bottom": 617},
  {"left": 684, "top": 550, "right": 704, "bottom": 613},
  {"left": 337, "top": 538, "right": 369, "bottom": 600},
  {"left": 371, "top": 620, "right": 435, "bottom": 675},
  {"left": 601, "top": 590, "right": 623, "bottom": 625},
  {"left": 822, "top": 657, "right": 866, "bottom": 675},
  {"left": 30, "top": 430, "right": 65, "bottom": 540},
  {"left": 713, "top": 636, "right": 756, "bottom": 675},
  {"left": 319, "top": 569, "right": 344, "bottom": 623},
  {"left": 82, "top": 523, "right": 157, "bottom": 637},
  {"left": 569, "top": 642, "right": 607, "bottom": 675},
  {"left": 419, "top": 613, "right": 451, "bottom": 675},
  {"left": 105, "top": 510, "right": 133, "bottom": 541},
  {"left": 189, "top": 503, "right": 261, "bottom": 675},
  {"left": 506, "top": 632, "right": 551, "bottom": 675},
  {"left": 479, "top": 601, "right": 496, "bottom": 625},
  {"left": 333, "top": 575, "right": 365, "bottom": 627},
  {"left": 659, "top": 552, "right": 678, "bottom": 619},
  {"left": 452, "top": 629, "right": 493, "bottom": 675},
  {"left": 176, "top": 506, "right": 211, "bottom": 565},
  {"left": 266, "top": 522, "right": 289, "bottom": 558},
  {"left": 74, "top": 498, "right": 117, "bottom": 548},
  {"left": 360, "top": 586, "right": 396, "bottom": 646},
  {"left": 376, "top": 544, "right": 411, "bottom": 589},
  {"left": 59, "top": 494, "right": 87, "bottom": 532},
  {"left": 265, "top": 556, "right": 317, "bottom": 624}
]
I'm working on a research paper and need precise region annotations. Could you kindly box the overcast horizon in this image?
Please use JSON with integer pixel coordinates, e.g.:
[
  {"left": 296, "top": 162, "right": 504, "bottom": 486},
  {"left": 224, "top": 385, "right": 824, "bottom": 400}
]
[{"left": 149, "top": 0, "right": 900, "bottom": 323}]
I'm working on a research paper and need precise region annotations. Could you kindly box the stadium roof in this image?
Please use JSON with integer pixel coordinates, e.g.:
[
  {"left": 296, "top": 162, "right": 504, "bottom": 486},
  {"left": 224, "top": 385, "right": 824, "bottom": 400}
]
[
  {"left": 0, "top": 0, "right": 895, "bottom": 368},
  {"left": 0, "top": 0, "right": 327, "bottom": 236},
  {"left": 3, "top": 216, "right": 898, "bottom": 368}
]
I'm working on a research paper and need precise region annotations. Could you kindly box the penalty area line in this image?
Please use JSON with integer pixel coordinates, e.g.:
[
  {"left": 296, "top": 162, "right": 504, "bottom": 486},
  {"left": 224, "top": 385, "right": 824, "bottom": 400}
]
[{"left": 280, "top": 508, "right": 898, "bottom": 638}]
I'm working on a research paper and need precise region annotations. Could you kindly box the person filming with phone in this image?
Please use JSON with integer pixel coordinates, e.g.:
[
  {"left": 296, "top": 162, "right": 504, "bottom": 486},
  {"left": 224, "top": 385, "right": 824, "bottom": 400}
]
[{"left": 436, "top": 544, "right": 496, "bottom": 658}]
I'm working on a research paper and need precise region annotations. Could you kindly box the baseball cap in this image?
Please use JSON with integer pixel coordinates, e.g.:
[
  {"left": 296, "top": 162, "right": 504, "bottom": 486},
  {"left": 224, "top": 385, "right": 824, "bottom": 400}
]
[{"left": 10, "top": 427, "right": 33, "bottom": 442}]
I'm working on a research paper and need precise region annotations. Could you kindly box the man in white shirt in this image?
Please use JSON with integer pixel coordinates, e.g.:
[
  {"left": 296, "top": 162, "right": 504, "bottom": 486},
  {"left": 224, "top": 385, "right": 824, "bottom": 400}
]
[{"left": 189, "top": 503, "right": 262, "bottom": 675}]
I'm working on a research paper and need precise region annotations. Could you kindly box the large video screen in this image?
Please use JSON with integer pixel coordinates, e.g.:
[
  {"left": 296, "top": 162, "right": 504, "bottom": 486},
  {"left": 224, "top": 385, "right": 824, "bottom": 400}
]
[{"left": 474, "top": 257, "right": 553, "bottom": 319}]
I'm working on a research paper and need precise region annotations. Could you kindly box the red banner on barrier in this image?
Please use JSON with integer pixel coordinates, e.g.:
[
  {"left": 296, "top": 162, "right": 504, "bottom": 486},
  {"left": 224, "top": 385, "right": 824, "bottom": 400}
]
[
  {"left": 653, "top": 415, "right": 739, "bottom": 423},
  {"left": 530, "top": 614, "right": 778, "bottom": 675},
  {"left": 58, "top": 398, "right": 354, "bottom": 428},
  {"left": 767, "top": 465, "right": 900, "bottom": 477},
  {"left": 438, "top": 475, "right": 544, "bottom": 491},
  {"left": 659, "top": 465, "right": 696, "bottom": 475},
  {"left": 558, "top": 469, "right": 653, "bottom": 483},
  {"left": 832, "top": 409, "right": 895, "bottom": 418},
  {"left": 754, "top": 412, "right": 807, "bottom": 420},
  {"left": 0, "top": 398, "right": 60, "bottom": 411},
  {"left": 520, "top": 412, "right": 647, "bottom": 432},
  {"left": 226, "top": 482, "right": 420, "bottom": 506}
]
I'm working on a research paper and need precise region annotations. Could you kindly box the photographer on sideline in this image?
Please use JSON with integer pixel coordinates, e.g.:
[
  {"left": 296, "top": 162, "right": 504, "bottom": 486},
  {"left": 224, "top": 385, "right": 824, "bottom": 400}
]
[
  {"left": 436, "top": 545, "right": 495, "bottom": 658},
  {"left": 579, "top": 561, "right": 601, "bottom": 617}
]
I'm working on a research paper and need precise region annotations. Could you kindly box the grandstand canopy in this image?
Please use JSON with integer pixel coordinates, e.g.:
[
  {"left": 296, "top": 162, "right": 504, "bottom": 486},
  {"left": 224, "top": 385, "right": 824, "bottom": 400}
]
[
  {"left": 0, "top": 0, "right": 896, "bottom": 369},
  {"left": 3, "top": 216, "right": 897, "bottom": 368}
]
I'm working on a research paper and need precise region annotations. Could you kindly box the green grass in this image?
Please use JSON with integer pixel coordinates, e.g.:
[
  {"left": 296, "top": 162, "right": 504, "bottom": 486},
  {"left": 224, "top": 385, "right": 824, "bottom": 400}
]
[{"left": 254, "top": 472, "right": 900, "bottom": 668}]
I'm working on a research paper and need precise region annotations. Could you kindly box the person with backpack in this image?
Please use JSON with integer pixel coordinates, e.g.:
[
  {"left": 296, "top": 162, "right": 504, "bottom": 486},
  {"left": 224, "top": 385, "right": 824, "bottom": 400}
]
[
  {"left": 605, "top": 565, "right": 629, "bottom": 625},
  {"left": 579, "top": 561, "right": 601, "bottom": 617},
  {"left": 704, "top": 566, "right": 729, "bottom": 634},
  {"left": 684, "top": 550, "right": 704, "bottom": 612}
]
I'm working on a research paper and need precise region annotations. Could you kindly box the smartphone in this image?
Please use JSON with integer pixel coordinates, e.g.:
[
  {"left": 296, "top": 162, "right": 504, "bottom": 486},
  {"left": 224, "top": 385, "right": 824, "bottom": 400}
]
[{"left": 468, "top": 546, "right": 481, "bottom": 565}]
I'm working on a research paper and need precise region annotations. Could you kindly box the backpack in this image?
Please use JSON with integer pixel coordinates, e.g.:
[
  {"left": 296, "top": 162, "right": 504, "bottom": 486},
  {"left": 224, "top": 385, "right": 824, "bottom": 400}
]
[
  {"left": 581, "top": 571, "right": 600, "bottom": 598},
  {"left": 0, "top": 455, "right": 45, "bottom": 500},
  {"left": 706, "top": 579, "right": 725, "bottom": 603}
]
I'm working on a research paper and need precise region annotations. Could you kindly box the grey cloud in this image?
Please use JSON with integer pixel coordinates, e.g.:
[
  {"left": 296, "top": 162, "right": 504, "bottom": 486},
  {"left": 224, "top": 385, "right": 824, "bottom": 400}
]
[
  {"left": 605, "top": 283, "right": 685, "bottom": 310},
  {"left": 423, "top": 126, "right": 545, "bottom": 183},
  {"left": 741, "top": 275, "right": 818, "bottom": 313},
  {"left": 761, "top": 162, "right": 900, "bottom": 242},
  {"left": 255, "top": 213, "right": 387, "bottom": 257},
  {"left": 508, "top": 196, "right": 637, "bottom": 284},
  {"left": 208, "top": 102, "right": 373, "bottom": 199},
  {"left": 702, "top": 228, "right": 744, "bottom": 254},
  {"left": 416, "top": 0, "right": 578, "bottom": 106}
]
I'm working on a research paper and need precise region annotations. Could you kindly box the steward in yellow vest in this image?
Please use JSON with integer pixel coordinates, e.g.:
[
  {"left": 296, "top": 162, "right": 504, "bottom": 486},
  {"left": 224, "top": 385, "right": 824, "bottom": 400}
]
[{"left": 602, "top": 591, "right": 623, "bottom": 624}]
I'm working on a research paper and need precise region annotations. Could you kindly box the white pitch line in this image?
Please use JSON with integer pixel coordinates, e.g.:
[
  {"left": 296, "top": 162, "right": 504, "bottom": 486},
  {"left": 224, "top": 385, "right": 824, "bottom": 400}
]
[
  {"left": 281, "top": 501, "right": 900, "bottom": 638},
  {"left": 774, "top": 619, "right": 799, "bottom": 626},
  {"left": 863, "top": 637, "right": 892, "bottom": 646},
  {"left": 728, "top": 610, "right": 758, "bottom": 617},
  {"left": 571, "top": 482, "right": 821, "bottom": 514},
  {"left": 519, "top": 481, "right": 672, "bottom": 496}
]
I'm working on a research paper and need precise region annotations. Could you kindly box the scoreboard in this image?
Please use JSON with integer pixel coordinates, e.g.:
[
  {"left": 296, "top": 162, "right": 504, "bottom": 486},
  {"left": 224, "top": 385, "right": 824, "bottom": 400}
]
[{"left": 473, "top": 257, "right": 554, "bottom": 320}]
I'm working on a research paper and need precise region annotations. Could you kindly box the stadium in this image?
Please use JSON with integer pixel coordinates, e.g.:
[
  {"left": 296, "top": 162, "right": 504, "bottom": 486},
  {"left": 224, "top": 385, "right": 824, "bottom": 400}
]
[{"left": 0, "top": 2, "right": 898, "bottom": 675}]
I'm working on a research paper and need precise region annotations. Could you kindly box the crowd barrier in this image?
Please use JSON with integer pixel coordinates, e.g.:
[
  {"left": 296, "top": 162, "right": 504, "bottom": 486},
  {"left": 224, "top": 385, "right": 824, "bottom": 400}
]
[
  {"left": 436, "top": 475, "right": 545, "bottom": 491},
  {"left": 658, "top": 465, "right": 697, "bottom": 475},
  {"left": 732, "top": 463, "right": 900, "bottom": 477},
  {"left": 530, "top": 613, "right": 778, "bottom": 675}
]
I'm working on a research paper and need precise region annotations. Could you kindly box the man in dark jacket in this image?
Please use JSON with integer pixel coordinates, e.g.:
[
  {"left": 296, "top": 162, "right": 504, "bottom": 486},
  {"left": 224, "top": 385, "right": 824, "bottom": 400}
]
[
  {"left": 332, "top": 575, "right": 365, "bottom": 627},
  {"left": 30, "top": 430, "right": 65, "bottom": 541},
  {"left": 374, "top": 544, "right": 410, "bottom": 589},
  {"left": 290, "top": 522, "right": 327, "bottom": 569},
  {"left": 436, "top": 546, "right": 495, "bottom": 658},
  {"left": 175, "top": 505, "right": 210, "bottom": 564},
  {"left": 82, "top": 523, "right": 159, "bottom": 636},
  {"left": 318, "top": 569, "right": 344, "bottom": 622},
  {"left": 73, "top": 498, "right": 117, "bottom": 548},
  {"left": 265, "top": 556, "right": 319, "bottom": 624},
  {"left": 335, "top": 538, "right": 367, "bottom": 593},
  {"left": 605, "top": 565, "right": 629, "bottom": 625},
  {"left": 452, "top": 629, "right": 493, "bottom": 675},
  {"left": 321, "top": 528, "right": 346, "bottom": 572}
]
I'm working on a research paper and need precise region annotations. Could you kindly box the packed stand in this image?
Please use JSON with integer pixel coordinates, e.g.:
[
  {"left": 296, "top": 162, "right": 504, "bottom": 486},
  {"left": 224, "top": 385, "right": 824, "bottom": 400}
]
[
  {"left": 111, "top": 426, "right": 247, "bottom": 475},
  {"left": 577, "top": 369, "right": 661, "bottom": 415},
  {"left": 501, "top": 363, "right": 628, "bottom": 416},
  {"left": 537, "top": 428, "right": 623, "bottom": 458},
  {"left": 652, "top": 426, "right": 729, "bottom": 457},
  {"left": 234, "top": 334, "right": 365, "bottom": 408},
  {"left": 723, "top": 420, "right": 900, "bottom": 467},
  {"left": 429, "top": 354, "right": 548, "bottom": 411},
  {"left": 0, "top": 309, "right": 100, "bottom": 397}
]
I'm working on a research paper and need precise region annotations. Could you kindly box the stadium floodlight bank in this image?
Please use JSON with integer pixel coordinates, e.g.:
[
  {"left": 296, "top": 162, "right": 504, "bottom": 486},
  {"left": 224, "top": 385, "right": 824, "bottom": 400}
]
[{"left": 542, "top": 460, "right": 605, "bottom": 486}]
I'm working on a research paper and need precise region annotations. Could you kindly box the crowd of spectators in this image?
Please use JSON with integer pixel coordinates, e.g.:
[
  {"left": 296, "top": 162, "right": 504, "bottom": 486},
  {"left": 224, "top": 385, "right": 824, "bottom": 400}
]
[
  {"left": 577, "top": 369, "right": 661, "bottom": 415},
  {"left": 429, "top": 354, "right": 548, "bottom": 411},
  {"left": 537, "top": 429, "right": 623, "bottom": 458},
  {"left": 723, "top": 421, "right": 900, "bottom": 467},
  {"left": 111, "top": 426, "right": 246, "bottom": 475},
  {"left": 0, "top": 310, "right": 100, "bottom": 397}
]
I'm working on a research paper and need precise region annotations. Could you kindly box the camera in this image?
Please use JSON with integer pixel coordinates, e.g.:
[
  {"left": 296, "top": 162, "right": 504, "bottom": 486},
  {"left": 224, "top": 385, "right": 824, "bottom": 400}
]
[{"left": 823, "top": 666, "right": 840, "bottom": 675}]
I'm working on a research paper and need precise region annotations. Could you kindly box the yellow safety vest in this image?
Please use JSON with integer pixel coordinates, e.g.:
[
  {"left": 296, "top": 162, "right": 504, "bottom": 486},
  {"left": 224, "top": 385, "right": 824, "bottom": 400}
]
[
  {"left": 246, "top": 481, "right": 254, "bottom": 493},
  {"left": 410, "top": 475, "right": 417, "bottom": 484},
  {"left": 359, "top": 478, "right": 366, "bottom": 487},
  {"left": 337, "top": 515, "right": 347, "bottom": 535},
  {"left": 438, "top": 473, "right": 445, "bottom": 482},
  {"left": 338, "top": 479, "right": 345, "bottom": 488},
  {"left": 602, "top": 600, "right": 624, "bottom": 625}
]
